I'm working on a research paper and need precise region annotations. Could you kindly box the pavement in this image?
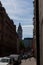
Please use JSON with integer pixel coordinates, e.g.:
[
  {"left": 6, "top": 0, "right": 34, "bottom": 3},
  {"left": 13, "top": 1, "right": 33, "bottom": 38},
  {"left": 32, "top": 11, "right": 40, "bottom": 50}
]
[{"left": 21, "top": 57, "right": 37, "bottom": 65}]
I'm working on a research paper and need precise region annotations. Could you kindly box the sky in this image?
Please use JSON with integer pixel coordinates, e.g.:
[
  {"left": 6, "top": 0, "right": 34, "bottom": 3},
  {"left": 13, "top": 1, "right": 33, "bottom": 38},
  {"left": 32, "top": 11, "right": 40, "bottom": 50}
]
[{"left": 1, "top": 0, "right": 34, "bottom": 39}]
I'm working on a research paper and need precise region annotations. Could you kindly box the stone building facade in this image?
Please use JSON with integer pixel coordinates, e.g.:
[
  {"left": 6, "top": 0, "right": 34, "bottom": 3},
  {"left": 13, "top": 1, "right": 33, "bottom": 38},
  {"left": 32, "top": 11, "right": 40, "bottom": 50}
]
[
  {"left": 33, "top": 0, "right": 37, "bottom": 58},
  {"left": 39, "top": 0, "right": 43, "bottom": 65},
  {"left": 0, "top": 1, "right": 18, "bottom": 56},
  {"left": 33, "top": 0, "right": 43, "bottom": 65}
]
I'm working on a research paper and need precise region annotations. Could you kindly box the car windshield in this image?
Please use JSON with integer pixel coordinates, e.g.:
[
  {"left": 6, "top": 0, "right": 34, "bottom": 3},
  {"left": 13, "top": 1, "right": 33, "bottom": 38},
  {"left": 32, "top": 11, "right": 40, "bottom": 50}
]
[{"left": 0, "top": 58, "right": 10, "bottom": 63}]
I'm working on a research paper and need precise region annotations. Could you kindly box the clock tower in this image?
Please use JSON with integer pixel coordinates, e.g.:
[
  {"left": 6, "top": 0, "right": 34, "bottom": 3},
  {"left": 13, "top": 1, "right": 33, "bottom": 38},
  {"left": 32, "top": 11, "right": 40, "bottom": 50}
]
[{"left": 17, "top": 23, "right": 22, "bottom": 40}]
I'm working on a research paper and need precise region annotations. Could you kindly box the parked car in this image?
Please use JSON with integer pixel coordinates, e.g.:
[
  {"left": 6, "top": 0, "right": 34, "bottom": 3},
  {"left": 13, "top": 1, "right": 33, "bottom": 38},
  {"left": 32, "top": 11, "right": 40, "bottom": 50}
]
[
  {"left": 0, "top": 57, "right": 14, "bottom": 65},
  {"left": 9, "top": 54, "right": 21, "bottom": 65},
  {"left": 23, "top": 54, "right": 28, "bottom": 59},
  {"left": 28, "top": 52, "right": 33, "bottom": 58},
  {"left": 20, "top": 54, "right": 28, "bottom": 59},
  {"left": 19, "top": 54, "right": 23, "bottom": 59},
  {"left": 0, "top": 57, "right": 3, "bottom": 61}
]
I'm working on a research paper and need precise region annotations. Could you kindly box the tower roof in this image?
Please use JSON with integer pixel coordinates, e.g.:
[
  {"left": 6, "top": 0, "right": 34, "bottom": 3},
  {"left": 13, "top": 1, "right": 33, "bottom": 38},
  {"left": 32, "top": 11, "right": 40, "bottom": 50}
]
[{"left": 18, "top": 23, "right": 22, "bottom": 31}]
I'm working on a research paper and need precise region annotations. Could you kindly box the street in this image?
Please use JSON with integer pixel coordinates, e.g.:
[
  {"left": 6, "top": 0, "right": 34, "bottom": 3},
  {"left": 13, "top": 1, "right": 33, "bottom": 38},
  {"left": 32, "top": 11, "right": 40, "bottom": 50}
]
[{"left": 21, "top": 57, "right": 37, "bottom": 65}]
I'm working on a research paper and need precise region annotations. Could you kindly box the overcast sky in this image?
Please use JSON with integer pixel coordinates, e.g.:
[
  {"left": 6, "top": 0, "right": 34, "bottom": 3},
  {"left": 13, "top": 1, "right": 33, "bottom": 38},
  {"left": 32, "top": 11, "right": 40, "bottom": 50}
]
[{"left": 1, "top": 0, "right": 34, "bottom": 39}]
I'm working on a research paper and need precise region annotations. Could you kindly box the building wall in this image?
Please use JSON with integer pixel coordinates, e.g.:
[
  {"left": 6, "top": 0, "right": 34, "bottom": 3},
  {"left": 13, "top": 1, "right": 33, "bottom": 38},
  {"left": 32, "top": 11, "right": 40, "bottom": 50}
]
[
  {"left": 33, "top": 0, "right": 43, "bottom": 64},
  {"left": 33, "top": 0, "right": 37, "bottom": 58},
  {"left": 0, "top": 2, "right": 18, "bottom": 56},
  {"left": 39, "top": 0, "right": 43, "bottom": 65},
  {"left": 23, "top": 38, "right": 33, "bottom": 49}
]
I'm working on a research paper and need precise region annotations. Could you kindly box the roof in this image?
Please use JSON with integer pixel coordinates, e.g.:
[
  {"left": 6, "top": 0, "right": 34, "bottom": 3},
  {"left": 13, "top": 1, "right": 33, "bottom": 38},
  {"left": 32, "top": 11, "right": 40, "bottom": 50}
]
[
  {"left": 24, "top": 38, "right": 33, "bottom": 40},
  {"left": 9, "top": 54, "right": 19, "bottom": 58}
]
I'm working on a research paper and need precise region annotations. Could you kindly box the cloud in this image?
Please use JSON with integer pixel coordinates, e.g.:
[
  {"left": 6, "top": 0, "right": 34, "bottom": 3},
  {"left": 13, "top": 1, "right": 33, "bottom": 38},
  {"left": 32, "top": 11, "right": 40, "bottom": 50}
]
[
  {"left": 16, "top": 25, "right": 33, "bottom": 29},
  {"left": 1, "top": 0, "right": 33, "bottom": 38},
  {"left": 22, "top": 25, "right": 33, "bottom": 28},
  {"left": 22, "top": 25, "right": 33, "bottom": 34},
  {"left": 16, "top": 24, "right": 33, "bottom": 38},
  {"left": 1, "top": 0, "right": 33, "bottom": 18}
]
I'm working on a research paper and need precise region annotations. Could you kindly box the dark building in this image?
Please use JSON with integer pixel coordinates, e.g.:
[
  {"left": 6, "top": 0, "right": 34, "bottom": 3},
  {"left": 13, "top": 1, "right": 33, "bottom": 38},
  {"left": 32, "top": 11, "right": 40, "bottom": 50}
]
[
  {"left": 33, "top": 0, "right": 37, "bottom": 58},
  {"left": 23, "top": 38, "right": 33, "bottom": 49},
  {"left": 0, "top": 1, "right": 18, "bottom": 56}
]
